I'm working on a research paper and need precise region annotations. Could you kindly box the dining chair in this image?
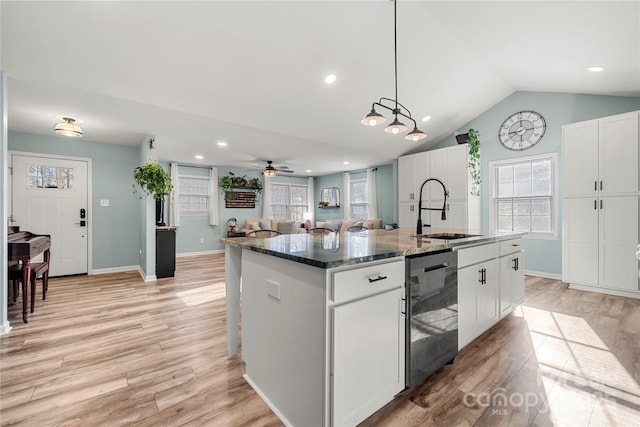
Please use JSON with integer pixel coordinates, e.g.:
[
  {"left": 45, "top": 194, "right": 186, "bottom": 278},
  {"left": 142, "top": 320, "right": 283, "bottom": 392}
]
[{"left": 246, "top": 230, "right": 282, "bottom": 238}]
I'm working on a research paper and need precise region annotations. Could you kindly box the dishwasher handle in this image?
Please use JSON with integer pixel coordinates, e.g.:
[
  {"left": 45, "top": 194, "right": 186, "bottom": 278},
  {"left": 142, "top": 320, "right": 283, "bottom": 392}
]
[{"left": 423, "top": 263, "right": 449, "bottom": 273}]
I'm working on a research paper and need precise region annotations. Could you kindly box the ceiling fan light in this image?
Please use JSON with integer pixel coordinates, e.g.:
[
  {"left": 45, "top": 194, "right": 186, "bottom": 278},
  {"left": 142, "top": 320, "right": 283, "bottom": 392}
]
[
  {"left": 384, "top": 117, "right": 408, "bottom": 134},
  {"left": 360, "top": 109, "right": 386, "bottom": 127},
  {"left": 405, "top": 127, "right": 427, "bottom": 141},
  {"left": 263, "top": 168, "right": 277, "bottom": 177},
  {"left": 54, "top": 117, "right": 83, "bottom": 137}
]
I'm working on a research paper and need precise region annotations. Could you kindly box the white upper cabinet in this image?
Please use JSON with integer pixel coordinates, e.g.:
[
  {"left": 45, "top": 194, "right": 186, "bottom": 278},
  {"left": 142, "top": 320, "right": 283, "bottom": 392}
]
[
  {"left": 563, "top": 111, "right": 639, "bottom": 198},
  {"left": 599, "top": 112, "right": 639, "bottom": 196},
  {"left": 398, "top": 155, "right": 415, "bottom": 202}
]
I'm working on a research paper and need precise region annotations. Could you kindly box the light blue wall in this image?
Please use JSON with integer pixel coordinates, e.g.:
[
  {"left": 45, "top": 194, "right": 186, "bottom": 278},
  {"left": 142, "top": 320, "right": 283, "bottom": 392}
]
[
  {"left": 8, "top": 131, "right": 142, "bottom": 271},
  {"left": 430, "top": 91, "right": 640, "bottom": 276},
  {"left": 314, "top": 163, "right": 395, "bottom": 225}
]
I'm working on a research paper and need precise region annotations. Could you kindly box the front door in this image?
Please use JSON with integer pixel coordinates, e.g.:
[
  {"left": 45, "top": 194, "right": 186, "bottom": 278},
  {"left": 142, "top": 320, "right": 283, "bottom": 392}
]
[{"left": 11, "top": 153, "right": 89, "bottom": 276}]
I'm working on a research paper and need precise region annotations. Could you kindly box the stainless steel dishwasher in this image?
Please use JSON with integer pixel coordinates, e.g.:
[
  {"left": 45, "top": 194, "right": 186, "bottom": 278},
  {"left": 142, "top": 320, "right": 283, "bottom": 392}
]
[{"left": 405, "top": 250, "right": 458, "bottom": 388}]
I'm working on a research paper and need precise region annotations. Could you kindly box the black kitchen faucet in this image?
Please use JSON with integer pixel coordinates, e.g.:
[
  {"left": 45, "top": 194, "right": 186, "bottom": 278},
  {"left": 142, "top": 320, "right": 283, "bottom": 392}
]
[{"left": 416, "top": 178, "right": 449, "bottom": 234}]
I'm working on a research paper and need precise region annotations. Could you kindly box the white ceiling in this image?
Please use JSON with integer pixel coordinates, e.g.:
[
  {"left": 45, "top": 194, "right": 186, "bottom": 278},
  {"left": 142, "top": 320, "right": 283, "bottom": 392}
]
[{"left": 2, "top": 1, "right": 639, "bottom": 176}]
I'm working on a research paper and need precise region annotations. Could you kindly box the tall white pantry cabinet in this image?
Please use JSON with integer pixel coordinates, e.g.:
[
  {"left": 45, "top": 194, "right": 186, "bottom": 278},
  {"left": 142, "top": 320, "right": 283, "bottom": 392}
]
[
  {"left": 562, "top": 110, "right": 640, "bottom": 297},
  {"left": 398, "top": 144, "right": 480, "bottom": 232}
]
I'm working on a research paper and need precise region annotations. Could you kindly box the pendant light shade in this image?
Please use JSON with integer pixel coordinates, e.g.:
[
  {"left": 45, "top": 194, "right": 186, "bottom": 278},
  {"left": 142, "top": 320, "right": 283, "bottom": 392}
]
[
  {"left": 384, "top": 117, "right": 408, "bottom": 134},
  {"left": 360, "top": 109, "right": 386, "bottom": 127},
  {"left": 405, "top": 127, "right": 427, "bottom": 141},
  {"left": 54, "top": 117, "right": 83, "bottom": 137}
]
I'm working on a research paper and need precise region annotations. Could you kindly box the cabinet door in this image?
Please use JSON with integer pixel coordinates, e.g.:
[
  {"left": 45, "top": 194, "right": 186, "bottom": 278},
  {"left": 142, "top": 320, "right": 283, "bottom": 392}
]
[
  {"left": 445, "top": 145, "right": 469, "bottom": 200},
  {"left": 512, "top": 252, "right": 525, "bottom": 306},
  {"left": 599, "top": 112, "right": 639, "bottom": 196},
  {"left": 413, "top": 152, "right": 429, "bottom": 199},
  {"left": 399, "top": 202, "right": 417, "bottom": 229},
  {"left": 562, "top": 198, "right": 599, "bottom": 285},
  {"left": 457, "top": 265, "right": 478, "bottom": 350},
  {"left": 332, "top": 287, "right": 405, "bottom": 427},
  {"left": 498, "top": 255, "right": 514, "bottom": 318},
  {"left": 563, "top": 120, "right": 599, "bottom": 198},
  {"left": 398, "top": 155, "right": 415, "bottom": 202},
  {"left": 477, "top": 259, "right": 499, "bottom": 333},
  {"left": 599, "top": 196, "right": 640, "bottom": 291}
]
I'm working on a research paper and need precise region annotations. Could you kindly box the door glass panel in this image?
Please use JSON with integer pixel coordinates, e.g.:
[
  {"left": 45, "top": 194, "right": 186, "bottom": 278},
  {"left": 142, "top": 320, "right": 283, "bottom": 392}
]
[{"left": 28, "top": 164, "right": 74, "bottom": 189}]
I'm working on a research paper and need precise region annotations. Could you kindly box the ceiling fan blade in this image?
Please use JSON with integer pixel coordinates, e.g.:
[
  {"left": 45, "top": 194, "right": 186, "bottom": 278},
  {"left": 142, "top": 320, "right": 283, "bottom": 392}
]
[{"left": 275, "top": 168, "right": 294, "bottom": 173}]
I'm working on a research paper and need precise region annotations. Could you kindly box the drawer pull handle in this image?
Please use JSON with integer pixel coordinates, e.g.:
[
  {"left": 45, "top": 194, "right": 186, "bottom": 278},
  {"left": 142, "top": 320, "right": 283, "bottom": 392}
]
[
  {"left": 368, "top": 275, "right": 388, "bottom": 283},
  {"left": 511, "top": 243, "right": 520, "bottom": 247}
]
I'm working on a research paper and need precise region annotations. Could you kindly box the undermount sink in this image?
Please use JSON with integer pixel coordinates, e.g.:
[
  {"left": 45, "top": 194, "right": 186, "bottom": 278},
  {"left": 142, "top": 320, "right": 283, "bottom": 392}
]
[{"left": 420, "top": 232, "right": 481, "bottom": 240}]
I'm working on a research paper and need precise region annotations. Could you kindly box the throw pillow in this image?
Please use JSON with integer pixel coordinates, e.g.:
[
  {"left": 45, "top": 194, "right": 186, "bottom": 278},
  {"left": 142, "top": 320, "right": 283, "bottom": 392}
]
[
  {"left": 259, "top": 220, "right": 272, "bottom": 231},
  {"left": 245, "top": 219, "right": 261, "bottom": 231},
  {"left": 363, "top": 219, "right": 382, "bottom": 229},
  {"left": 278, "top": 221, "right": 297, "bottom": 234}
]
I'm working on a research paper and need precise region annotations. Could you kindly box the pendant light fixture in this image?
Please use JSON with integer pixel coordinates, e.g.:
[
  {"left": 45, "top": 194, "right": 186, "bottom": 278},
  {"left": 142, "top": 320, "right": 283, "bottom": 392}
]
[
  {"left": 54, "top": 117, "right": 83, "bottom": 137},
  {"left": 360, "top": 0, "right": 427, "bottom": 142}
]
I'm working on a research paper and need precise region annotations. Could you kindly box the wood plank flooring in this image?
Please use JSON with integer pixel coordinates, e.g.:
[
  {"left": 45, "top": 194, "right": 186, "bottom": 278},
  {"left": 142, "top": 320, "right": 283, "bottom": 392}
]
[{"left": 1, "top": 255, "right": 639, "bottom": 426}]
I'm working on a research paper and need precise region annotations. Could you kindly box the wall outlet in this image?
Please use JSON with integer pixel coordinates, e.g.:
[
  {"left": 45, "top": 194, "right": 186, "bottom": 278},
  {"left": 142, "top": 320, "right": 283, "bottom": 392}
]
[{"left": 199, "top": 237, "right": 204, "bottom": 244}]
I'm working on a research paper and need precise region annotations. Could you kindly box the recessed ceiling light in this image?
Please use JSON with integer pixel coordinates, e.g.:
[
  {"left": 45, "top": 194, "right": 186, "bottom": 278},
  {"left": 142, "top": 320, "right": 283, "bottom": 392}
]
[
  {"left": 306, "top": 169, "right": 312, "bottom": 173},
  {"left": 217, "top": 141, "right": 227, "bottom": 147},
  {"left": 587, "top": 66, "right": 605, "bottom": 72},
  {"left": 343, "top": 161, "right": 350, "bottom": 165},
  {"left": 195, "top": 155, "right": 204, "bottom": 160},
  {"left": 324, "top": 74, "right": 337, "bottom": 84},
  {"left": 422, "top": 115, "right": 431, "bottom": 122}
]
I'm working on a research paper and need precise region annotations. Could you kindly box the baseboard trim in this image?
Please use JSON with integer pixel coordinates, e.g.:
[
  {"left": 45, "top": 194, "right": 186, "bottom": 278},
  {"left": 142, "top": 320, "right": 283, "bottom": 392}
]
[
  {"left": 524, "top": 270, "right": 562, "bottom": 280},
  {"left": 137, "top": 266, "right": 157, "bottom": 282},
  {"left": 177, "top": 250, "right": 224, "bottom": 258},
  {"left": 568, "top": 283, "right": 640, "bottom": 299},
  {"left": 0, "top": 321, "right": 12, "bottom": 336},
  {"left": 90, "top": 265, "right": 138, "bottom": 275},
  {"left": 243, "top": 374, "right": 294, "bottom": 427}
]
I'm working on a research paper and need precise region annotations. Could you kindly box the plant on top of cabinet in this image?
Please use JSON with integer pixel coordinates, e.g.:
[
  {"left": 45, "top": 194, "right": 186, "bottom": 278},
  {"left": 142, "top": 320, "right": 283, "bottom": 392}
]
[
  {"left": 468, "top": 128, "right": 481, "bottom": 196},
  {"left": 133, "top": 162, "right": 173, "bottom": 201}
]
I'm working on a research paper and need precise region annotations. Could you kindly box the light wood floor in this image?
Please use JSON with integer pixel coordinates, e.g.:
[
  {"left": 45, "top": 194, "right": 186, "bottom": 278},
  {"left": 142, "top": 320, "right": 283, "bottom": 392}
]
[{"left": 1, "top": 254, "right": 639, "bottom": 426}]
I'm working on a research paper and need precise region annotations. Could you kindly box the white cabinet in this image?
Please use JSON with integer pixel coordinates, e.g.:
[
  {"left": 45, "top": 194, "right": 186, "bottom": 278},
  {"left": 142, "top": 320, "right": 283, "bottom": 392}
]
[
  {"left": 331, "top": 287, "right": 405, "bottom": 427},
  {"left": 398, "top": 202, "right": 417, "bottom": 229},
  {"left": 499, "top": 239, "right": 525, "bottom": 318},
  {"left": 398, "top": 155, "right": 415, "bottom": 202},
  {"left": 457, "top": 243, "right": 499, "bottom": 350},
  {"left": 329, "top": 259, "right": 405, "bottom": 427},
  {"left": 563, "top": 111, "right": 638, "bottom": 198},
  {"left": 562, "top": 111, "right": 640, "bottom": 297}
]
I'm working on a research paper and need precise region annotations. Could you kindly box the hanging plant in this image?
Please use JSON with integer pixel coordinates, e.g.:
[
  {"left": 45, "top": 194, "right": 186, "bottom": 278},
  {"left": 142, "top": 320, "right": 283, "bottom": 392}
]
[
  {"left": 468, "top": 128, "right": 481, "bottom": 196},
  {"left": 133, "top": 163, "right": 173, "bottom": 201}
]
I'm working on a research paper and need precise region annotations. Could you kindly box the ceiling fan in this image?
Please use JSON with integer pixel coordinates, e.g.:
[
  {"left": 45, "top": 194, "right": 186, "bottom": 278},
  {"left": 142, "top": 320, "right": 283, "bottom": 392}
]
[{"left": 262, "top": 160, "right": 294, "bottom": 176}]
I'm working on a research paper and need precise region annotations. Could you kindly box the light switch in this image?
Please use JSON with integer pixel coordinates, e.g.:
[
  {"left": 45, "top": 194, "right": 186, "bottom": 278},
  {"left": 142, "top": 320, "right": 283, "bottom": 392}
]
[{"left": 100, "top": 199, "right": 110, "bottom": 207}]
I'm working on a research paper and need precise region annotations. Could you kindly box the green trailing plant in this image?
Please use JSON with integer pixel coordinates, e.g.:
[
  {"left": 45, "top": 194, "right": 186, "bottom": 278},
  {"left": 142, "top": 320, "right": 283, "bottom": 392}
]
[
  {"left": 468, "top": 128, "right": 481, "bottom": 196},
  {"left": 133, "top": 162, "right": 173, "bottom": 200}
]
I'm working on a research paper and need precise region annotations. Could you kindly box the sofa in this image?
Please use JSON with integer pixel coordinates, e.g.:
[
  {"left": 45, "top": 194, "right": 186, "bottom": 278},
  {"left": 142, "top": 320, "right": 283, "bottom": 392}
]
[
  {"left": 315, "top": 218, "right": 383, "bottom": 232},
  {"left": 240, "top": 218, "right": 307, "bottom": 235}
]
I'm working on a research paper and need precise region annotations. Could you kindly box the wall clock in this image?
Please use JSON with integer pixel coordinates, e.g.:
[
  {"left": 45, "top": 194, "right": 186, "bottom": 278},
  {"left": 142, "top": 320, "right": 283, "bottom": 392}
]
[{"left": 498, "top": 110, "right": 546, "bottom": 151}]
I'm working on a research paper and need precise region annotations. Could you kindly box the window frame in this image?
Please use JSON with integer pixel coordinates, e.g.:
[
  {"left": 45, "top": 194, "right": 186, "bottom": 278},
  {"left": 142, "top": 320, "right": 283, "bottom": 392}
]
[
  {"left": 349, "top": 178, "right": 369, "bottom": 220},
  {"left": 489, "top": 152, "right": 558, "bottom": 240},
  {"left": 178, "top": 174, "right": 210, "bottom": 216},
  {"left": 269, "top": 183, "right": 309, "bottom": 223}
]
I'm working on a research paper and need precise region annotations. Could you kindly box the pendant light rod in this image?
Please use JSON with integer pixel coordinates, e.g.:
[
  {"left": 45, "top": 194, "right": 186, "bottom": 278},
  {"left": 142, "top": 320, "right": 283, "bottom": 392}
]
[{"left": 360, "top": 0, "right": 427, "bottom": 141}]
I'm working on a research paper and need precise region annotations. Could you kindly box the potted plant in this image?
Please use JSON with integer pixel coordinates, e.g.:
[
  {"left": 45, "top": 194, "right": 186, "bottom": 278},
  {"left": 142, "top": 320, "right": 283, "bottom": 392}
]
[
  {"left": 219, "top": 173, "right": 262, "bottom": 201},
  {"left": 133, "top": 162, "right": 173, "bottom": 225},
  {"left": 467, "top": 128, "right": 481, "bottom": 196}
]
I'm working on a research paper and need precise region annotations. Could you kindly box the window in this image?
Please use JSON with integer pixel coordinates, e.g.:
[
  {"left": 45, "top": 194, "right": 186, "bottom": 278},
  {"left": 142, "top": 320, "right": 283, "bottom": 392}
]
[
  {"left": 350, "top": 179, "right": 368, "bottom": 219},
  {"left": 490, "top": 154, "right": 557, "bottom": 238},
  {"left": 27, "top": 164, "right": 74, "bottom": 189},
  {"left": 270, "top": 184, "right": 308, "bottom": 223},
  {"left": 179, "top": 176, "right": 209, "bottom": 214}
]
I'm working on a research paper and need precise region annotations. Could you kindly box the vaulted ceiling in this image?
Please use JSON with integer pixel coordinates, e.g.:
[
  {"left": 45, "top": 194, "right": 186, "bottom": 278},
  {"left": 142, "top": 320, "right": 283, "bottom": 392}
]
[{"left": 2, "top": 1, "right": 639, "bottom": 176}]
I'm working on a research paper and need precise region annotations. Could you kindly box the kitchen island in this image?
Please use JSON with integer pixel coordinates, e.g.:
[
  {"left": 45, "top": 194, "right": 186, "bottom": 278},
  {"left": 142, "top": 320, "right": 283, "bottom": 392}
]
[{"left": 221, "top": 228, "right": 524, "bottom": 427}]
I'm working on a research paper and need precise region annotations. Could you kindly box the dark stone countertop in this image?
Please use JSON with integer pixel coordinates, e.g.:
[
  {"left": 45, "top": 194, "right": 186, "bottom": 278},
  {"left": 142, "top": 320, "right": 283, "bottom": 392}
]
[{"left": 220, "top": 228, "right": 525, "bottom": 269}]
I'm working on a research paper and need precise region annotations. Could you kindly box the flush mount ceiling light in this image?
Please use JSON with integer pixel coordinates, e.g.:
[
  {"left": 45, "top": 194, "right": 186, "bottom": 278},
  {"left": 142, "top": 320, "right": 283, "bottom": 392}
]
[
  {"left": 54, "top": 117, "right": 83, "bottom": 137},
  {"left": 360, "top": 0, "right": 427, "bottom": 142}
]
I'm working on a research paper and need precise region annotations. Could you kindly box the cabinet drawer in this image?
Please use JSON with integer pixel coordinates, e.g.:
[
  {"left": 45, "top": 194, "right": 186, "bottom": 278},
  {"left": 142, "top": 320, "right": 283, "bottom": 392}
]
[
  {"left": 457, "top": 243, "right": 498, "bottom": 268},
  {"left": 499, "top": 238, "right": 523, "bottom": 256},
  {"left": 331, "top": 259, "right": 404, "bottom": 303}
]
